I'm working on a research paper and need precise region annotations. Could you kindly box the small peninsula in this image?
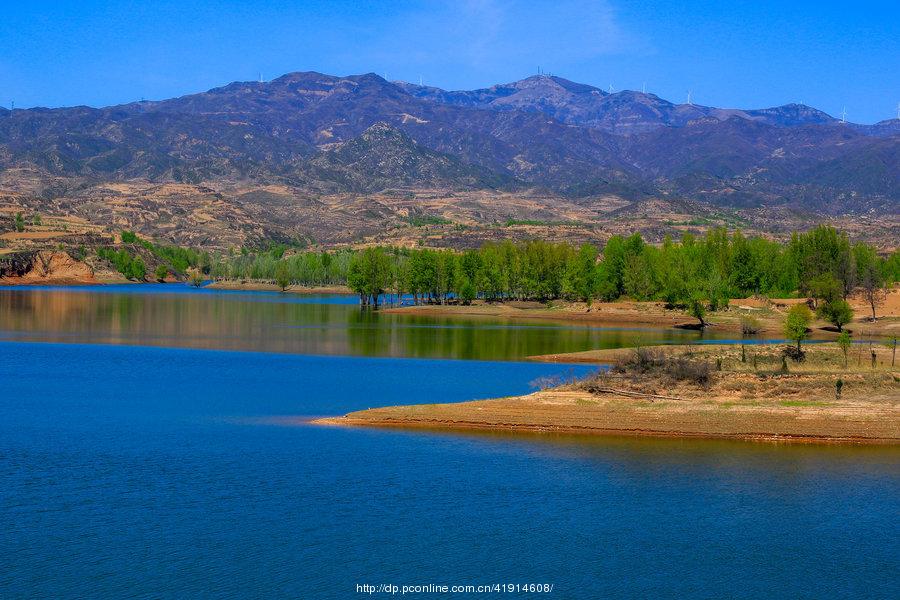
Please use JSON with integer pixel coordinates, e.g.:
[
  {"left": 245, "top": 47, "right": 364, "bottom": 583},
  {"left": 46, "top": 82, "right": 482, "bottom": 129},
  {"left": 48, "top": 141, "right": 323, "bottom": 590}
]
[{"left": 316, "top": 343, "right": 900, "bottom": 444}]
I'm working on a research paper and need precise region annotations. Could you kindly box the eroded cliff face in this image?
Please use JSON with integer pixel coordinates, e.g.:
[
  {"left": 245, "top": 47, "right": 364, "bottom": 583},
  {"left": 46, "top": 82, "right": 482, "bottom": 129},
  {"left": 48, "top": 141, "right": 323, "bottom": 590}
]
[{"left": 0, "top": 251, "right": 94, "bottom": 283}]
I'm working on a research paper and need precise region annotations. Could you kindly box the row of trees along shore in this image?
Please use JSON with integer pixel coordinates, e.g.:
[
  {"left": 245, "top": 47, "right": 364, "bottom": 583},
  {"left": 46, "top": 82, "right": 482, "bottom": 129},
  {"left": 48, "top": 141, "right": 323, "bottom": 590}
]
[{"left": 204, "top": 226, "right": 899, "bottom": 319}]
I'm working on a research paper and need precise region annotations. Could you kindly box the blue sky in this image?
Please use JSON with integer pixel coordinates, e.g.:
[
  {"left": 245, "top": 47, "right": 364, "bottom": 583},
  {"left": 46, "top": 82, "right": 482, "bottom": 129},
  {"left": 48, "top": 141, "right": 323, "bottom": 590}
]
[{"left": 1, "top": 0, "right": 897, "bottom": 123}]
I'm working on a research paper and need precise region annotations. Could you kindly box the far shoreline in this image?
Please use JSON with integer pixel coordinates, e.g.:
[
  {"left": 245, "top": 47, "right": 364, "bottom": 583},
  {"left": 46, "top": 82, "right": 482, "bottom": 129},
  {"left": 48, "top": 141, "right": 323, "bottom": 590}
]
[
  {"left": 205, "top": 281, "right": 353, "bottom": 294},
  {"left": 382, "top": 295, "right": 900, "bottom": 340},
  {"left": 0, "top": 277, "right": 355, "bottom": 295}
]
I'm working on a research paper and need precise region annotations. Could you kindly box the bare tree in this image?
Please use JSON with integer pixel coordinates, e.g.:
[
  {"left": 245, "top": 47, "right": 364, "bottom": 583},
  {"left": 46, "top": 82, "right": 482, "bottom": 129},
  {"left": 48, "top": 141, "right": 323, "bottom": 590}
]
[
  {"left": 861, "top": 280, "right": 886, "bottom": 321},
  {"left": 854, "top": 244, "right": 885, "bottom": 321}
]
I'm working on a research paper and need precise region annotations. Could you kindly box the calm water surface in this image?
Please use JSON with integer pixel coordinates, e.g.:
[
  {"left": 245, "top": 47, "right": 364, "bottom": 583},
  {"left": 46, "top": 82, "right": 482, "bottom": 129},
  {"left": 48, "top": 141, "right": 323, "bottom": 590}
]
[
  {"left": 0, "top": 287, "right": 897, "bottom": 599},
  {"left": 0, "top": 284, "right": 739, "bottom": 359}
]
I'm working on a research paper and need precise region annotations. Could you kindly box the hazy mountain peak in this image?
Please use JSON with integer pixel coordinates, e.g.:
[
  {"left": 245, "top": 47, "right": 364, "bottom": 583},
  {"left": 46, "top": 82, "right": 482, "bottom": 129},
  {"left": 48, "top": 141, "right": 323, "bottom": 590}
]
[
  {"left": 744, "top": 103, "right": 836, "bottom": 126},
  {"left": 0, "top": 69, "right": 895, "bottom": 215}
]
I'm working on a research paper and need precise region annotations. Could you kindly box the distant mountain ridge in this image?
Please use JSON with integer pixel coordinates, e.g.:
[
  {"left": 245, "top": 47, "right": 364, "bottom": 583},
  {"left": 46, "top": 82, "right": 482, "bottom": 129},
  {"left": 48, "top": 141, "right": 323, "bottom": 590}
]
[
  {"left": 398, "top": 74, "right": 897, "bottom": 136},
  {"left": 0, "top": 71, "right": 897, "bottom": 215}
]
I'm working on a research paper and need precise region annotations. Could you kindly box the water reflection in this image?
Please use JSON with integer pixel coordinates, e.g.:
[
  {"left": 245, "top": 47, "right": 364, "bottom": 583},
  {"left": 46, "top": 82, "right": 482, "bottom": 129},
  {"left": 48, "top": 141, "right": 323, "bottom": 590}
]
[
  {"left": 1, "top": 286, "right": 742, "bottom": 360},
  {"left": 390, "top": 425, "right": 900, "bottom": 475}
]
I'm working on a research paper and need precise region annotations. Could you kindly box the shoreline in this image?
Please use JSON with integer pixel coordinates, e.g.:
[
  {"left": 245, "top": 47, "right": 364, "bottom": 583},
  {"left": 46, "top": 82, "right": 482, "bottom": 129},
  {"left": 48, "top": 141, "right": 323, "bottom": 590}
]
[
  {"left": 382, "top": 294, "right": 900, "bottom": 339},
  {"left": 0, "top": 277, "right": 354, "bottom": 295},
  {"left": 313, "top": 343, "right": 900, "bottom": 445},
  {"left": 205, "top": 281, "right": 353, "bottom": 294},
  {"left": 312, "top": 416, "right": 897, "bottom": 445}
]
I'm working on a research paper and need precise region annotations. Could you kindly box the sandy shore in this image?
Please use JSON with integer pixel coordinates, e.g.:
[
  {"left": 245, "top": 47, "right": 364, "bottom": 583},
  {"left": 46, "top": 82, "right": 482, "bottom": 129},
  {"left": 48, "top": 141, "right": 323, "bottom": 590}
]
[{"left": 315, "top": 344, "right": 900, "bottom": 444}]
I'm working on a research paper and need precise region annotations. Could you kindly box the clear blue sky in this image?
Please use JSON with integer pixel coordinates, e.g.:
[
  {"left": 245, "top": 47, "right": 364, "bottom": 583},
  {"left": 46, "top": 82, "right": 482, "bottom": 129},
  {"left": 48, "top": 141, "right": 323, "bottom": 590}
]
[{"left": 1, "top": 0, "right": 898, "bottom": 123}]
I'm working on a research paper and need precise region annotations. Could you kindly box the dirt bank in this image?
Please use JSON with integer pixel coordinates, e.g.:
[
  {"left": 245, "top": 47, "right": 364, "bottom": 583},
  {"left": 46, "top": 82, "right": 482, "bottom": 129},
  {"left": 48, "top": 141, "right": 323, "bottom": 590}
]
[{"left": 315, "top": 344, "right": 900, "bottom": 444}]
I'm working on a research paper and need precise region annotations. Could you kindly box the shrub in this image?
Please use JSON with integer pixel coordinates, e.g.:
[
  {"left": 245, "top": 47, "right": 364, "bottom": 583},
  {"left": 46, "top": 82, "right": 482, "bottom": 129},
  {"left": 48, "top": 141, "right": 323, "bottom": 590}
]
[
  {"left": 740, "top": 315, "right": 761, "bottom": 335},
  {"left": 817, "top": 299, "right": 853, "bottom": 332},
  {"left": 782, "top": 345, "right": 805, "bottom": 363},
  {"left": 155, "top": 264, "right": 168, "bottom": 282},
  {"left": 529, "top": 374, "right": 563, "bottom": 390},
  {"left": 97, "top": 247, "right": 144, "bottom": 280},
  {"left": 606, "top": 347, "right": 713, "bottom": 387},
  {"left": 664, "top": 355, "right": 713, "bottom": 386},
  {"left": 128, "top": 257, "right": 146, "bottom": 281},
  {"left": 837, "top": 331, "right": 852, "bottom": 368}
]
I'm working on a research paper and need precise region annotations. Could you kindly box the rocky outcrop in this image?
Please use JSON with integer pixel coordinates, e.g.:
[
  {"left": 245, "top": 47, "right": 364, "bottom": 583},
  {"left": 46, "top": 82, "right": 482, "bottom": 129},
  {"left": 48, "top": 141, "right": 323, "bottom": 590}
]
[{"left": 0, "top": 251, "right": 94, "bottom": 282}]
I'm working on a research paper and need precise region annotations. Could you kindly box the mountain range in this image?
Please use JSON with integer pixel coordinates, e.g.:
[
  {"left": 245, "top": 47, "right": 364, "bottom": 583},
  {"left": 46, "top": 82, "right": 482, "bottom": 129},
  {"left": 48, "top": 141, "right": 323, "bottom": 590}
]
[{"left": 1, "top": 71, "right": 898, "bottom": 217}]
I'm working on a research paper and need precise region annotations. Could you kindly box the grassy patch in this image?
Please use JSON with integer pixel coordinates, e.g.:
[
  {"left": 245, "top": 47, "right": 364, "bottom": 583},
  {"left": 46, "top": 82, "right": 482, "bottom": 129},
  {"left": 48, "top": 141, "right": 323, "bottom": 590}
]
[
  {"left": 405, "top": 215, "right": 452, "bottom": 227},
  {"left": 779, "top": 400, "right": 828, "bottom": 407}
]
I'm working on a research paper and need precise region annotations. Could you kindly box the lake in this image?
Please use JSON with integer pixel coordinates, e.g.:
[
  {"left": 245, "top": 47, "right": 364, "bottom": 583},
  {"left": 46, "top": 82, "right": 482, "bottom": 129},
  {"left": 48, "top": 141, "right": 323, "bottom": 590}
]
[
  {"left": 0, "top": 284, "right": 735, "bottom": 359},
  {"left": 1, "top": 286, "right": 897, "bottom": 599}
]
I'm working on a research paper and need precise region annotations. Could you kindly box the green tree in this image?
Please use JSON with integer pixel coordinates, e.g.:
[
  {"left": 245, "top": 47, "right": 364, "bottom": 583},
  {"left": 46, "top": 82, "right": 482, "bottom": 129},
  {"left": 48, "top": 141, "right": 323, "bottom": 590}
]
[
  {"left": 562, "top": 244, "right": 598, "bottom": 303},
  {"left": 784, "top": 304, "right": 813, "bottom": 353},
  {"left": 688, "top": 296, "right": 707, "bottom": 328},
  {"left": 623, "top": 254, "right": 655, "bottom": 301},
  {"left": 155, "top": 264, "right": 168, "bottom": 282},
  {"left": 792, "top": 225, "right": 853, "bottom": 299},
  {"left": 854, "top": 244, "right": 885, "bottom": 321},
  {"left": 14, "top": 212, "right": 25, "bottom": 232},
  {"left": 459, "top": 279, "right": 476, "bottom": 305},
  {"left": 32, "top": 213, "right": 42, "bottom": 226},
  {"left": 601, "top": 236, "right": 627, "bottom": 297},
  {"left": 807, "top": 273, "right": 842, "bottom": 308},
  {"left": 347, "top": 247, "right": 393, "bottom": 307},
  {"left": 817, "top": 299, "right": 853, "bottom": 332},
  {"left": 705, "top": 269, "right": 730, "bottom": 311},
  {"left": 729, "top": 231, "right": 758, "bottom": 295},
  {"left": 275, "top": 261, "right": 291, "bottom": 292},
  {"left": 884, "top": 249, "right": 900, "bottom": 284},
  {"left": 128, "top": 257, "right": 146, "bottom": 281},
  {"left": 836, "top": 331, "right": 852, "bottom": 368}
]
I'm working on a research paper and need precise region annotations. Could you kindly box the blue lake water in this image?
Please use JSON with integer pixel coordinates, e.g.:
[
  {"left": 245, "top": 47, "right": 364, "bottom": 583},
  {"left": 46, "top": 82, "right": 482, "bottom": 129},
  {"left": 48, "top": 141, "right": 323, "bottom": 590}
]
[{"left": 1, "top": 289, "right": 898, "bottom": 598}]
